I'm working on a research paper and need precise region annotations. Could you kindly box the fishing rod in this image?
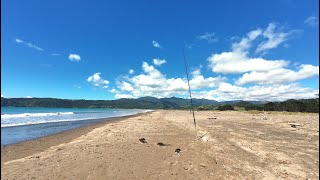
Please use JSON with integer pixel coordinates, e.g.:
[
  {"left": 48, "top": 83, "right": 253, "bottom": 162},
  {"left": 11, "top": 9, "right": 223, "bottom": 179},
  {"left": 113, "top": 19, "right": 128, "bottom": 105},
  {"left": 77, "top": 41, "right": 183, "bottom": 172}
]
[{"left": 183, "top": 47, "right": 197, "bottom": 129}]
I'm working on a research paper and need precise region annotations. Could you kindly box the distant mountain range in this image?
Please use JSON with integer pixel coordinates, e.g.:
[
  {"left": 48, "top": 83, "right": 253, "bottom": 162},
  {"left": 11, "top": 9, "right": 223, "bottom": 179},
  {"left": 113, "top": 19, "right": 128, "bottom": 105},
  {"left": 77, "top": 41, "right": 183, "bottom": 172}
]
[{"left": 1, "top": 97, "right": 266, "bottom": 109}]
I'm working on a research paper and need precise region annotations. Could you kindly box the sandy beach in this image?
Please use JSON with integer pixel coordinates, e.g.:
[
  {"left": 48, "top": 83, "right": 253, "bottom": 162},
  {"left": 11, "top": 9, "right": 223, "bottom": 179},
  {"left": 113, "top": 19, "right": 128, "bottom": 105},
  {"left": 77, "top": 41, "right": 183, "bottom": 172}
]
[{"left": 1, "top": 110, "right": 319, "bottom": 179}]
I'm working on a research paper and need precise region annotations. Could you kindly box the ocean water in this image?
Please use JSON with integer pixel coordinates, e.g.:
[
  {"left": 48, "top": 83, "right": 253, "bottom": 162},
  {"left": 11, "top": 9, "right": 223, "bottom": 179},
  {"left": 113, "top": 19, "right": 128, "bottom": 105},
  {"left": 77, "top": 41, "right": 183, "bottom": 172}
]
[{"left": 1, "top": 107, "right": 151, "bottom": 146}]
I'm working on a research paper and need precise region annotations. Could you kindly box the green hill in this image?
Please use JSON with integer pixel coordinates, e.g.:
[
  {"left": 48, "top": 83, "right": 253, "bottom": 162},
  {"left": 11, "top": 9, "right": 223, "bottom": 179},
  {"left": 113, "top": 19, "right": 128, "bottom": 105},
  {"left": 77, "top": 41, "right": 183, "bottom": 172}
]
[{"left": 1, "top": 97, "right": 318, "bottom": 112}]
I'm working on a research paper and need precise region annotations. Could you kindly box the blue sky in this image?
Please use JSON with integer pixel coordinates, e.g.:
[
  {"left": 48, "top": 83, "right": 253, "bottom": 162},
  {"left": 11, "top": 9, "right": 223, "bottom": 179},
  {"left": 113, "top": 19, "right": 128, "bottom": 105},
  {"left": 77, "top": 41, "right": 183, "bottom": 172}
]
[{"left": 1, "top": 0, "right": 319, "bottom": 101}]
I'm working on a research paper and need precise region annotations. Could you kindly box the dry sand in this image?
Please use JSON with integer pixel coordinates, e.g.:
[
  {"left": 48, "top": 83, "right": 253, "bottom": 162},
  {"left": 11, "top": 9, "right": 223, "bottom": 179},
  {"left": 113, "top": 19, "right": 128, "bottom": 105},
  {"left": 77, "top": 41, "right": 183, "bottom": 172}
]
[{"left": 1, "top": 110, "right": 319, "bottom": 179}]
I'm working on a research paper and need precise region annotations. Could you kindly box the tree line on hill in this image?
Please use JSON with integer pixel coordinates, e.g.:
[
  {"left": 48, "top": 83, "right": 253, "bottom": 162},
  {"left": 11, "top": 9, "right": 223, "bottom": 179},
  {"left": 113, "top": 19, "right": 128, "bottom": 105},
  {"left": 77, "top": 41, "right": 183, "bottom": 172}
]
[
  {"left": 192, "top": 98, "right": 319, "bottom": 113},
  {"left": 1, "top": 97, "right": 220, "bottom": 109},
  {"left": 1, "top": 96, "right": 318, "bottom": 113}
]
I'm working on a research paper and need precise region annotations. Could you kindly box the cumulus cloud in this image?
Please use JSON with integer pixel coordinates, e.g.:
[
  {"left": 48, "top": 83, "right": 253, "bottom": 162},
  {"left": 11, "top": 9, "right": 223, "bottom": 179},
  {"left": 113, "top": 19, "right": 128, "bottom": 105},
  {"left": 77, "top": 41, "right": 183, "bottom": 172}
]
[
  {"left": 128, "top": 69, "right": 134, "bottom": 74},
  {"left": 115, "top": 94, "right": 135, "bottom": 99},
  {"left": 196, "top": 32, "right": 218, "bottom": 43},
  {"left": 304, "top": 16, "right": 319, "bottom": 27},
  {"left": 192, "top": 83, "right": 318, "bottom": 102},
  {"left": 109, "top": 59, "right": 318, "bottom": 101},
  {"left": 1, "top": 95, "right": 4, "bottom": 98},
  {"left": 112, "top": 62, "right": 225, "bottom": 98},
  {"left": 189, "top": 68, "right": 226, "bottom": 89},
  {"left": 15, "top": 38, "right": 44, "bottom": 51},
  {"left": 68, "top": 54, "right": 81, "bottom": 61},
  {"left": 152, "top": 40, "right": 162, "bottom": 48},
  {"left": 205, "top": 22, "right": 318, "bottom": 100},
  {"left": 208, "top": 24, "right": 297, "bottom": 74},
  {"left": 107, "top": 23, "right": 318, "bottom": 101},
  {"left": 191, "top": 68, "right": 201, "bottom": 77},
  {"left": 113, "top": 62, "right": 318, "bottom": 102},
  {"left": 26, "top": 96, "right": 33, "bottom": 98},
  {"left": 87, "top": 72, "right": 109, "bottom": 88},
  {"left": 208, "top": 51, "right": 289, "bottom": 74},
  {"left": 236, "top": 64, "right": 319, "bottom": 85},
  {"left": 153, "top": 58, "right": 167, "bottom": 66},
  {"left": 118, "top": 82, "right": 134, "bottom": 92},
  {"left": 207, "top": 22, "right": 317, "bottom": 88}
]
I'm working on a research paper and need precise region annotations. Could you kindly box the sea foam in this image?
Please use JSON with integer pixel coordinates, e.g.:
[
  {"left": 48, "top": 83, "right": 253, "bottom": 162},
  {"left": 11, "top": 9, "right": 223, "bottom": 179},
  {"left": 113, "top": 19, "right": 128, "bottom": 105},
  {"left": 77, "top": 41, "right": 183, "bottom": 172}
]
[{"left": 1, "top": 112, "right": 74, "bottom": 118}]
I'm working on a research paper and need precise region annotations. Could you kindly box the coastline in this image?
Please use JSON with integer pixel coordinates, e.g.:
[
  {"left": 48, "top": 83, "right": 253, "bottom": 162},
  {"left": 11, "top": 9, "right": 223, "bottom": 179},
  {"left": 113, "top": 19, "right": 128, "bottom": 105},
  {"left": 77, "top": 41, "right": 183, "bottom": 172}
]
[{"left": 1, "top": 112, "right": 149, "bottom": 163}]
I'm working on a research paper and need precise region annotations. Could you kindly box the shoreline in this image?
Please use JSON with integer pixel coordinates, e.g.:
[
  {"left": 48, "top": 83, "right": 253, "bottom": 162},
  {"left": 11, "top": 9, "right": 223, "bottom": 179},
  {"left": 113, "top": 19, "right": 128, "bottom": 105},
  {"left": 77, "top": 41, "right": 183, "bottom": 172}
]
[{"left": 1, "top": 112, "right": 149, "bottom": 163}]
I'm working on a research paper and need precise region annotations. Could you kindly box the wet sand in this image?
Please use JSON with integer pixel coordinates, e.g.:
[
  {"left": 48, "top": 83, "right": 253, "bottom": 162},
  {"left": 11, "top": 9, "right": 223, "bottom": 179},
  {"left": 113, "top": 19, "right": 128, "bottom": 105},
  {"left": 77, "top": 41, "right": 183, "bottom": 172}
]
[
  {"left": 1, "top": 110, "right": 319, "bottom": 179},
  {"left": 1, "top": 113, "right": 145, "bottom": 163}
]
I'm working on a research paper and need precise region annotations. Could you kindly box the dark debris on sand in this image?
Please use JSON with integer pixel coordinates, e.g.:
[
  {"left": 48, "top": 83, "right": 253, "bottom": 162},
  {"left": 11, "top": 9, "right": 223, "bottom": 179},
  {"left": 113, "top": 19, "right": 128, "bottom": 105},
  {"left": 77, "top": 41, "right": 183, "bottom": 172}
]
[{"left": 139, "top": 138, "right": 147, "bottom": 144}]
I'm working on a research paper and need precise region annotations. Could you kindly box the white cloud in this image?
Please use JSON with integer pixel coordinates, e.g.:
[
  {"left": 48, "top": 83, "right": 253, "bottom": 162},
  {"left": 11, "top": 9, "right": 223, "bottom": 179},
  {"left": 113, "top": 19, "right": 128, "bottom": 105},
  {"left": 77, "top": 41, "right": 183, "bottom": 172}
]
[
  {"left": 207, "top": 23, "right": 310, "bottom": 86},
  {"left": 189, "top": 68, "right": 226, "bottom": 89},
  {"left": 189, "top": 75, "right": 225, "bottom": 89},
  {"left": 107, "top": 23, "right": 318, "bottom": 101},
  {"left": 1, "top": 95, "right": 4, "bottom": 98},
  {"left": 68, "top": 54, "right": 81, "bottom": 61},
  {"left": 109, "top": 88, "right": 120, "bottom": 93},
  {"left": 232, "top": 29, "right": 262, "bottom": 52},
  {"left": 112, "top": 62, "right": 225, "bottom": 98},
  {"left": 129, "top": 69, "right": 134, "bottom": 74},
  {"left": 152, "top": 40, "right": 162, "bottom": 48},
  {"left": 256, "top": 23, "right": 295, "bottom": 53},
  {"left": 118, "top": 82, "right": 134, "bottom": 92},
  {"left": 208, "top": 25, "right": 294, "bottom": 74},
  {"left": 87, "top": 72, "right": 109, "bottom": 88},
  {"left": 115, "top": 94, "right": 135, "bottom": 99},
  {"left": 191, "top": 68, "right": 201, "bottom": 77},
  {"left": 26, "top": 96, "right": 33, "bottom": 98},
  {"left": 15, "top": 39, "right": 23, "bottom": 43},
  {"left": 196, "top": 32, "right": 218, "bottom": 43},
  {"left": 192, "top": 83, "right": 318, "bottom": 102},
  {"left": 304, "top": 16, "right": 319, "bottom": 27},
  {"left": 224, "top": 23, "right": 297, "bottom": 54},
  {"left": 217, "top": 82, "right": 244, "bottom": 93},
  {"left": 141, "top": 62, "right": 163, "bottom": 78},
  {"left": 208, "top": 51, "right": 289, "bottom": 74},
  {"left": 15, "top": 38, "right": 44, "bottom": 51},
  {"left": 109, "top": 59, "right": 318, "bottom": 101},
  {"left": 205, "top": 22, "right": 319, "bottom": 101},
  {"left": 236, "top": 64, "right": 319, "bottom": 85},
  {"left": 153, "top": 58, "right": 167, "bottom": 66}
]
